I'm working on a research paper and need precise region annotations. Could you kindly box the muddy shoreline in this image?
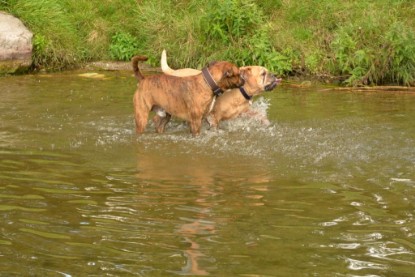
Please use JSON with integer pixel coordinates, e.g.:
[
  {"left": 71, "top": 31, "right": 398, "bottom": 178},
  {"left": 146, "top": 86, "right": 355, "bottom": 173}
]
[{"left": 84, "top": 61, "right": 161, "bottom": 72}]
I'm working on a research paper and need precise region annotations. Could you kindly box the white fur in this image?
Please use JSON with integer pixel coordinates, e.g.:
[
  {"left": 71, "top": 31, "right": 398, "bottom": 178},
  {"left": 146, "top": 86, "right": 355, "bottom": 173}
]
[{"left": 161, "top": 49, "right": 174, "bottom": 73}]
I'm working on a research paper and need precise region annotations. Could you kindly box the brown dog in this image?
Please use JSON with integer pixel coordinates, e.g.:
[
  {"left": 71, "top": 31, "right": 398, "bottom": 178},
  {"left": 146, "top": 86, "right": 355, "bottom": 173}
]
[
  {"left": 132, "top": 56, "right": 244, "bottom": 136},
  {"left": 160, "top": 50, "right": 281, "bottom": 129}
]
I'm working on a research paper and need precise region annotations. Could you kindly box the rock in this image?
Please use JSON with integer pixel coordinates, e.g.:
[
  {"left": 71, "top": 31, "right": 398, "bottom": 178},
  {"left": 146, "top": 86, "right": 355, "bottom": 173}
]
[{"left": 0, "top": 12, "right": 33, "bottom": 74}]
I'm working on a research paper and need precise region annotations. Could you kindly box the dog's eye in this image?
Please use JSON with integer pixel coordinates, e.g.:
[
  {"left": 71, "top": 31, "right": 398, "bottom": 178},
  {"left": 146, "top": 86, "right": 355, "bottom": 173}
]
[{"left": 261, "top": 72, "right": 266, "bottom": 76}]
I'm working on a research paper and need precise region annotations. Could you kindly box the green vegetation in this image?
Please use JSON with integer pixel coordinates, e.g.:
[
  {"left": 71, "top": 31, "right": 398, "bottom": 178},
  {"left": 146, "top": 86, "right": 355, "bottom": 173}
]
[
  {"left": 109, "top": 32, "right": 140, "bottom": 61},
  {"left": 1, "top": 0, "right": 414, "bottom": 85}
]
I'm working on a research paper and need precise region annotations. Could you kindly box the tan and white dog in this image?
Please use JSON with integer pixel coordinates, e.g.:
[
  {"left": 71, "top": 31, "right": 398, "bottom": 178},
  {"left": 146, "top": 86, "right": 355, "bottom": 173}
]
[{"left": 159, "top": 50, "right": 281, "bottom": 129}]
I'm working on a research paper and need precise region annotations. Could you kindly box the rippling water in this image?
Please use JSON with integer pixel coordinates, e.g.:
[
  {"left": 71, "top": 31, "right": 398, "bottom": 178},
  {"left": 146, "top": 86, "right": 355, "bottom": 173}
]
[{"left": 1, "top": 72, "right": 414, "bottom": 276}]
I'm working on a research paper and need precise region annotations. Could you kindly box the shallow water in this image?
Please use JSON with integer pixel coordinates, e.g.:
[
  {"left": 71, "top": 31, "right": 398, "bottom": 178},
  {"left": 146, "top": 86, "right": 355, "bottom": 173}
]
[{"left": 1, "top": 71, "right": 414, "bottom": 276}]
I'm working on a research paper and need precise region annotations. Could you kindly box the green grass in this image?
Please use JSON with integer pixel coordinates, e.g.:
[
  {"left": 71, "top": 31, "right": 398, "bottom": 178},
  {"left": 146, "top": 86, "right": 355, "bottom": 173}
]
[
  {"left": 1, "top": 0, "right": 414, "bottom": 85},
  {"left": 269, "top": 0, "right": 415, "bottom": 85}
]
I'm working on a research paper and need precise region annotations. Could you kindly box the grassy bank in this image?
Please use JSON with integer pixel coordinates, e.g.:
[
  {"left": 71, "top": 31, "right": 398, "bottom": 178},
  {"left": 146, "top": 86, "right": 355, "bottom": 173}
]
[{"left": 1, "top": 0, "right": 414, "bottom": 86}]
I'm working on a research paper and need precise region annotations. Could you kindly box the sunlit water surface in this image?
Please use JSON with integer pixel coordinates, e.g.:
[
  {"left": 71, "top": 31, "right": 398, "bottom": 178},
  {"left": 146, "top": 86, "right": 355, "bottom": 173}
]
[{"left": 1, "top": 71, "right": 414, "bottom": 276}]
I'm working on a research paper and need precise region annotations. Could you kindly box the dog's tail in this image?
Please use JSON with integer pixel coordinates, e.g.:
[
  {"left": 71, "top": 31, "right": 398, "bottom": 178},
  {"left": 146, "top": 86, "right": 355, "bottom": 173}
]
[
  {"left": 131, "top": 55, "right": 148, "bottom": 81},
  {"left": 160, "top": 49, "right": 173, "bottom": 73}
]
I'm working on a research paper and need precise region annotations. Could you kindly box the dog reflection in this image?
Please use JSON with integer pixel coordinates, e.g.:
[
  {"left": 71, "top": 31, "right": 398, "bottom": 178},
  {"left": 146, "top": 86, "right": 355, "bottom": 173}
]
[{"left": 136, "top": 150, "right": 270, "bottom": 274}]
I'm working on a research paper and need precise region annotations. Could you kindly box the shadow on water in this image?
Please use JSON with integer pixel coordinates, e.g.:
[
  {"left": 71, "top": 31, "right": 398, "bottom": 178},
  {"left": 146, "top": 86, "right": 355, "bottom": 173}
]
[{"left": 0, "top": 71, "right": 415, "bottom": 276}]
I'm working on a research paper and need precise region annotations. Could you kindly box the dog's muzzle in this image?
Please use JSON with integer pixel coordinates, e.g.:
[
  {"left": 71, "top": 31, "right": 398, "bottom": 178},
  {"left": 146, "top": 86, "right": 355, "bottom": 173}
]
[{"left": 265, "top": 74, "right": 281, "bottom": 91}]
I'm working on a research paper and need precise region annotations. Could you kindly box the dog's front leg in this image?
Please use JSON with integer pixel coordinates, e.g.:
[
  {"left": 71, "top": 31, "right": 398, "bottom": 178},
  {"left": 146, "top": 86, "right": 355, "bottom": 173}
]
[
  {"left": 206, "top": 114, "right": 219, "bottom": 130},
  {"left": 189, "top": 118, "right": 203, "bottom": 136}
]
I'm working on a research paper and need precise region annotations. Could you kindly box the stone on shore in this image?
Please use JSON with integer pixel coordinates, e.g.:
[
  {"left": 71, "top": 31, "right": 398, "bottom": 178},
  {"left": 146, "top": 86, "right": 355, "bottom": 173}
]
[{"left": 0, "top": 12, "right": 33, "bottom": 74}]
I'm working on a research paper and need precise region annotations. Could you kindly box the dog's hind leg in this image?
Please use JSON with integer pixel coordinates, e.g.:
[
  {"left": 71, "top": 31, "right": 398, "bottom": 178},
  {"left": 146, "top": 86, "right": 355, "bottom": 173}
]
[
  {"left": 134, "top": 111, "right": 149, "bottom": 134},
  {"left": 135, "top": 116, "right": 148, "bottom": 134},
  {"left": 133, "top": 93, "right": 150, "bottom": 134},
  {"left": 153, "top": 113, "right": 171, "bottom": 133}
]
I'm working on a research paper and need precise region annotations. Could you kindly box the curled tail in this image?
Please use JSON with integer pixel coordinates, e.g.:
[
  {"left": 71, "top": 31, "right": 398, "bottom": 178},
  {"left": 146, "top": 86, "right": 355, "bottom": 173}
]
[
  {"left": 160, "top": 49, "right": 173, "bottom": 73},
  {"left": 131, "top": 55, "right": 148, "bottom": 81}
]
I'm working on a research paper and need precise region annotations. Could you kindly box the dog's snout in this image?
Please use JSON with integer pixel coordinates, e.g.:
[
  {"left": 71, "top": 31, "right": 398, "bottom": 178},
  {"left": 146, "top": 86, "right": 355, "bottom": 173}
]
[{"left": 264, "top": 74, "right": 282, "bottom": 91}]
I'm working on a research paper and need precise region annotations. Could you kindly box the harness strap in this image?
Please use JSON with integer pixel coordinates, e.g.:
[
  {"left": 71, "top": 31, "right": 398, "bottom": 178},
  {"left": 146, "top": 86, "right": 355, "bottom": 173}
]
[{"left": 207, "top": 96, "right": 217, "bottom": 114}]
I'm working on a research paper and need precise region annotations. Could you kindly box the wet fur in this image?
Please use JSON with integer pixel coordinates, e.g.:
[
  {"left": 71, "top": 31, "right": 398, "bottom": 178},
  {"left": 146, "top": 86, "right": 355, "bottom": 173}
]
[
  {"left": 207, "top": 66, "right": 280, "bottom": 128},
  {"left": 132, "top": 56, "right": 244, "bottom": 136},
  {"left": 159, "top": 51, "right": 281, "bottom": 129}
]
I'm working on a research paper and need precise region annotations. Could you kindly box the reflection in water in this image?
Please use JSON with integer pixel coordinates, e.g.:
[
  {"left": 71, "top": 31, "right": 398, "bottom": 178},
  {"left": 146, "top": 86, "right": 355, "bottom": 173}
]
[
  {"left": 346, "top": 257, "right": 388, "bottom": 271},
  {"left": 136, "top": 151, "right": 216, "bottom": 275},
  {"left": 0, "top": 72, "right": 415, "bottom": 276},
  {"left": 135, "top": 150, "right": 271, "bottom": 275},
  {"left": 178, "top": 208, "right": 214, "bottom": 275}
]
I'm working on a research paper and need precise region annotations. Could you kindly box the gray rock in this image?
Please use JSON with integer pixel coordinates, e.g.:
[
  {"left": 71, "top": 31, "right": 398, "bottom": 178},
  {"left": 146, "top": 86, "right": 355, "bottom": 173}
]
[{"left": 0, "top": 12, "right": 33, "bottom": 74}]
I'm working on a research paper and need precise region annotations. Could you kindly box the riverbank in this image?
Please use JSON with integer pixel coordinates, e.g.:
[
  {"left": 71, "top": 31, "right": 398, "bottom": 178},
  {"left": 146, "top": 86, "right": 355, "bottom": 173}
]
[
  {"left": 78, "top": 61, "right": 414, "bottom": 93},
  {"left": 84, "top": 61, "right": 158, "bottom": 72},
  {"left": 1, "top": 0, "right": 414, "bottom": 86}
]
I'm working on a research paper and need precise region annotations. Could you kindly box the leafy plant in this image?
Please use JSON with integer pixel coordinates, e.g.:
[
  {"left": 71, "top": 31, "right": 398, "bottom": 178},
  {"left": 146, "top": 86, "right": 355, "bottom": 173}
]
[
  {"left": 331, "top": 18, "right": 415, "bottom": 86},
  {"left": 108, "top": 32, "right": 139, "bottom": 61},
  {"left": 383, "top": 22, "right": 415, "bottom": 85},
  {"left": 201, "top": 0, "right": 261, "bottom": 43},
  {"left": 33, "top": 34, "right": 46, "bottom": 52},
  {"left": 200, "top": 0, "right": 292, "bottom": 75}
]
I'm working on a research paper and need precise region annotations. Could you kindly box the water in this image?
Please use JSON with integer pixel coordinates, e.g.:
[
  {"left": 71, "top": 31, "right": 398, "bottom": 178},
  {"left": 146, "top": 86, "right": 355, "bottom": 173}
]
[{"left": 1, "top": 71, "right": 414, "bottom": 276}]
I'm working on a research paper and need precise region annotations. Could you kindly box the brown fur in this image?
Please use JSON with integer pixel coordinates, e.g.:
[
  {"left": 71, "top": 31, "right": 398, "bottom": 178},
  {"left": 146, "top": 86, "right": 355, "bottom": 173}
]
[
  {"left": 159, "top": 50, "right": 281, "bottom": 129},
  {"left": 132, "top": 56, "right": 244, "bottom": 136},
  {"left": 207, "top": 66, "right": 280, "bottom": 128}
]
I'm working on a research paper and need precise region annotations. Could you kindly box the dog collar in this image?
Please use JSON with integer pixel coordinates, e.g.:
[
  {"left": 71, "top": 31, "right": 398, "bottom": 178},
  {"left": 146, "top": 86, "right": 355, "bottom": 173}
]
[
  {"left": 239, "top": 86, "right": 252, "bottom": 101},
  {"left": 202, "top": 67, "right": 223, "bottom": 96}
]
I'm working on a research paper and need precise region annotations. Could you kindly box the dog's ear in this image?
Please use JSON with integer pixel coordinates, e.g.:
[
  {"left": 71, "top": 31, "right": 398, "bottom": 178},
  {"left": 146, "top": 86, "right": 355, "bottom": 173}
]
[
  {"left": 224, "top": 66, "right": 238, "bottom": 77},
  {"left": 207, "top": 61, "right": 218, "bottom": 67},
  {"left": 239, "top": 67, "right": 251, "bottom": 80}
]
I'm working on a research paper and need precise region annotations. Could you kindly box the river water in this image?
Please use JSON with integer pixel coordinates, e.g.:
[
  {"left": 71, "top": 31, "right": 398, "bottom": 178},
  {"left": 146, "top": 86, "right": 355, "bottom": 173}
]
[{"left": 0, "top": 71, "right": 414, "bottom": 276}]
